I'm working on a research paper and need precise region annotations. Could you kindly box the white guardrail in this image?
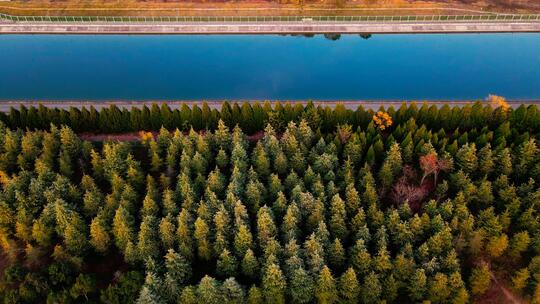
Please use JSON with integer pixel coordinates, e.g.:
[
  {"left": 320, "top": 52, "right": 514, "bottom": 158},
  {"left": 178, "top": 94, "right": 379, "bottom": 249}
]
[{"left": 1, "top": 13, "right": 540, "bottom": 23}]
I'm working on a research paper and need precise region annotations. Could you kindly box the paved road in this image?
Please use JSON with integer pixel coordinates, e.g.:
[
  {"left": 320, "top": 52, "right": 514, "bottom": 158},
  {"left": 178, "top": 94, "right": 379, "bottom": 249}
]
[
  {"left": 0, "top": 100, "right": 538, "bottom": 111},
  {"left": 1, "top": 20, "right": 540, "bottom": 34}
]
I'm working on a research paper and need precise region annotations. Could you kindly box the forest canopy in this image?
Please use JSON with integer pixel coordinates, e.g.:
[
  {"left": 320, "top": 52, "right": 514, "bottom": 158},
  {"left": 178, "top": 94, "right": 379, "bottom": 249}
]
[{"left": 1, "top": 101, "right": 540, "bottom": 303}]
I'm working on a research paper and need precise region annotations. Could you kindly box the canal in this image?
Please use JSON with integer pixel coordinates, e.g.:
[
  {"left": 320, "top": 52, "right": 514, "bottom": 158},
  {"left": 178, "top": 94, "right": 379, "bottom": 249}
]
[{"left": 1, "top": 33, "right": 540, "bottom": 100}]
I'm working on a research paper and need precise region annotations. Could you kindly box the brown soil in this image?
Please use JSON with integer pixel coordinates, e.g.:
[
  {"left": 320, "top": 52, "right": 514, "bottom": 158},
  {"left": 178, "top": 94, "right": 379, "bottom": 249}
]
[
  {"left": 475, "top": 259, "right": 526, "bottom": 304},
  {"left": 0, "top": 253, "right": 9, "bottom": 280},
  {"left": 79, "top": 132, "right": 142, "bottom": 142},
  {"left": 476, "top": 276, "right": 523, "bottom": 304},
  {"left": 84, "top": 251, "right": 130, "bottom": 289}
]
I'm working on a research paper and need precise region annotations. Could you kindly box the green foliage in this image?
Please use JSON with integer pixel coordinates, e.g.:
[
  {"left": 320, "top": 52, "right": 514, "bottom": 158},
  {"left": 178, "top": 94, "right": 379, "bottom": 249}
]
[
  {"left": 262, "top": 263, "right": 286, "bottom": 304},
  {"left": 315, "top": 266, "right": 338, "bottom": 304},
  {"left": 0, "top": 102, "right": 539, "bottom": 302},
  {"left": 469, "top": 263, "right": 491, "bottom": 296}
]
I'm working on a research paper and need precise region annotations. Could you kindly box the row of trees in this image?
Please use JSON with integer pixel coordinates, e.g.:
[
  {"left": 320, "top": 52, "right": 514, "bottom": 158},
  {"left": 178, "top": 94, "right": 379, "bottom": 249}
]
[
  {"left": 3, "top": 101, "right": 540, "bottom": 135},
  {"left": 0, "top": 102, "right": 539, "bottom": 303}
]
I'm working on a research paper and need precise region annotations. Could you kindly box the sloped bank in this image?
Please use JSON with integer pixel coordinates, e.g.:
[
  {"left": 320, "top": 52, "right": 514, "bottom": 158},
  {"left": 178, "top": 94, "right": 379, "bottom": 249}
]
[{"left": 1, "top": 21, "right": 540, "bottom": 34}]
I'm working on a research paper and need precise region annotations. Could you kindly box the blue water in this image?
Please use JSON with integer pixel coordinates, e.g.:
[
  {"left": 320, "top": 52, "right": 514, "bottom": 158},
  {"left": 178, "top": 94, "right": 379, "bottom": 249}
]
[{"left": 1, "top": 34, "right": 540, "bottom": 100}]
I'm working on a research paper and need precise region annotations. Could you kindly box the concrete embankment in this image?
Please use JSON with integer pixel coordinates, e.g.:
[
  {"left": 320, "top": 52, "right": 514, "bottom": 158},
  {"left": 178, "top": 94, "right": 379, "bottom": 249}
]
[
  {"left": 1, "top": 21, "right": 540, "bottom": 34},
  {"left": 0, "top": 100, "right": 538, "bottom": 111}
]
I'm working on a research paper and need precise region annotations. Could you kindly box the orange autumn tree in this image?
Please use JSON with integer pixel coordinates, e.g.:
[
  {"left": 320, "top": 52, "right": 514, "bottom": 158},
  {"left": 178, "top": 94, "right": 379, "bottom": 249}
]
[
  {"left": 372, "top": 111, "right": 392, "bottom": 131},
  {"left": 139, "top": 131, "right": 154, "bottom": 145},
  {"left": 487, "top": 94, "right": 509, "bottom": 112}
]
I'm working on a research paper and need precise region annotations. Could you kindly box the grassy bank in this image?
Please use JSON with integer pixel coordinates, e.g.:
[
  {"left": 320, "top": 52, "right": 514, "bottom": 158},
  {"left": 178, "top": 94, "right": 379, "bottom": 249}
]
[{"left": 1, "top": 0, "right": 539, "bottom": 17}]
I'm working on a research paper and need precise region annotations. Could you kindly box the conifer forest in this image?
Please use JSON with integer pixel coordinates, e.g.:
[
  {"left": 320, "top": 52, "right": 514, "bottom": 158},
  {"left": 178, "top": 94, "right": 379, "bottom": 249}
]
[{"left": 1, "top": 101, "right": 540, "bottom": 303}]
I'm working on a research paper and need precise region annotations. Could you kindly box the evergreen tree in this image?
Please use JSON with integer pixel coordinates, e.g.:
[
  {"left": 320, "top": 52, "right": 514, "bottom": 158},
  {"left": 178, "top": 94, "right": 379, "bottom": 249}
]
[
  {"left": 197, "top": 276, "right": 222, "bottom": 304},
  {"left": 221, "top": 278, "right": 245, "bottom": 304},
  {"left": 159, "top": 214, "right": 176, "bottom": 250},
  {"left": 361, "top": 271, "right": 382, "bottom": 304},
  {"left": 137, "top": 216, "right": 160, "bottom": 261},
  {"left": 217, "top": 249, "right": 238, "bottom": 278},
  {"left": 241, "top": 249, "right": 259, "bottom": 280},
  {"left": 90, "top": 211, "right": 111, "bottom": 254},
  {"left": 338, "top": 268, "right": 359, "bottom": 304},
  {"left": 456, "top": 143, "right": 478, "bottom": 174},
  {"left": 408, "top": 269, "right": 427, "bottom": 301},
  {"left": 194, "top": 217, "right": 212, "bottom": 261},
  {"left": 247, "top": 286, "right": 263, "bottom": 304},
  {"left": 315, "top": 266, "right": 338, "bottom": 304},
  {"left": 477, "top": 143, "right": 494, "bottom": 177},
  {"left": 469, "top": 263, "right": 491, "bottom": 296},
  {"left": 262, "top": 263, "right": 286, "bottom": 304},
  {"left": 289, "top": 266, "right": 314, "bottom": 304},
  {"left": 329, "top": 194, "right": 348, "bottom": 241},
  {"left": 164, "top": 249, "right": 191, "bottom": 298}
]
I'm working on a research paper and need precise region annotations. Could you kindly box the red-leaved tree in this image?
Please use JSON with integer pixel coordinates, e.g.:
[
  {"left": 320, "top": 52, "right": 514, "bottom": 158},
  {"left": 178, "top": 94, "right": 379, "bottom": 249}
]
[{"left": 419, "top": 153, "right": 451, "bottom": 185}]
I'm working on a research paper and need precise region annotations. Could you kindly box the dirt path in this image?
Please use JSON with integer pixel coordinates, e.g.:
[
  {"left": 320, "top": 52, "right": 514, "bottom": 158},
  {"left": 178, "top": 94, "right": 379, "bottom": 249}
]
[
  {"left": 489, "top": 271, "right": 523, "bottom": 304},
  {"left": 78, "top": 130, "right": 265, "bottom": 142}
]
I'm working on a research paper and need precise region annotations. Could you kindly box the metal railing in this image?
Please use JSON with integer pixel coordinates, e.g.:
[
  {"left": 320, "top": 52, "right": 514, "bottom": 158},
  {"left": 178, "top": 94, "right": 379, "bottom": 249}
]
[{"left": 1, "top": 13, "right": 540, "bottom": 23}]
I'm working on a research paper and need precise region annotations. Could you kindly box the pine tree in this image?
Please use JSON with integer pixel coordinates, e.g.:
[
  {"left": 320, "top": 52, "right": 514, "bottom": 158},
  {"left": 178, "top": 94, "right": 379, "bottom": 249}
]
[
  {"left": 179, "top": 286, "right": 197, "bottom": 304},
  {"left": 137, "top": 272, "right": 165, "bottom": 304},
  {"left": 257, "top": 206, "right": 277, "bottom": 249},
  {"left": 221, "top": 278, "right": 245, "bottom": 304},
  {"left": 164, "top": 248, "right": 191, "bottom": 299},
  {"left": 55, "top": 202, "right": 88, "bottom": 255},
  {"left": 408, "top": 268, "right": 427, "bottom": 301},
  {"left": 328, "top": 238, "right": 345, "bottom": 271},
  {"left": 496, "top": 147, "right": 513, "bottom": 176},
  {"left": 455, "top": 143, "right": 478, "bottom": 174},
  {"left": 315, "top": 266, "right": 338, "bottom": 304},
  {"left": 70, "top": 274, "right": 95, "bottom": 301},
  {"left": 511, "top": 268, "right": 530, "bottom": 292},
  {"left": 329, "top": 194, "right": 348, "bottom": 241},
  {"left": 361, "top": 271, "right": 382, "bottom": 304},
  {"left": 194, "top": 217, "right": 212, "bottom": 261},
  {"left": 262, "top": 263, "right": 286, "bottom": 304},
  {"left": 217, "top": 249, "right": 238, "bottom": 278},
  {"left": 304, "top": 233, "right": 325, "bottom": 274},
  {"left": 516, "top": 139, "right": 538, "bottom": 179},
  {"left": 197, "top": 276, "right": 222, "bottom": 304},
  {"left": 469, "top": 263, "right": 491, "bottom": 296},
  {"left": 241, "top": 249, "right": 259, "bottom": 280},
  {"left": 350, "top": 239, "right": 372, "bottom": 276},
  {"left": 234, "top": 224, "right": 253, "bottom": 258},
  {"left": 159, "top": 215, "right": 176, "bottom": 250},
  {"left": 137, "top": 215, "right": 160, "bottom": 261},
  {"left": 509, "top": 231, "right": 530, "bottom": 258},
  {"left": 428, "top": 273, "right": 451, "bottom": 303},
  {"left": 486, "top": 234, "right": 508, "bottom": 258},
  {"left": 162, "top": 189, "right": 178, "bottom": 216},
  {"left": 90, "top": 211, "right": 111, "bottom": 254},
  {"left": 477, "top": 143, "right": 494, "bottom": 177},
  {"left": 338, "top": 268, "right": 359, "bottom": 304},
  {"left": 247, "top": 286, "right": 263, "bottom": 304},
  {"left": 289, "top": 266, "right": 314, "bottom": 304}
]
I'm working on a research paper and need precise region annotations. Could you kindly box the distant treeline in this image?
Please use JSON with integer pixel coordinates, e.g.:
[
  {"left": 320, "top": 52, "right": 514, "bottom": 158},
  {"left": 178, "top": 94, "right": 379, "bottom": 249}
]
[{"left": 2, "top": 101, "right": 540, "bottom": 136}]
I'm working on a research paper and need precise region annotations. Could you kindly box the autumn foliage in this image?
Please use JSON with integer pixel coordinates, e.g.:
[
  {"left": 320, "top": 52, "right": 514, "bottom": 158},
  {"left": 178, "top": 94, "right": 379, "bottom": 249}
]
[
  {"left": 419, "top": 152, "right": 452, "bottom": 185},
  {"left": 391, "top": 166, "right": 428, "bottom": 207},
  {"left": 488, "top": 94, "right": 509, "bottom": 112},
  {"left": 138, "top": 130, "right": 154, "bottom": 144},
  {"left": 372, "top": 111, "right": 393, "bottom": 131}
]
